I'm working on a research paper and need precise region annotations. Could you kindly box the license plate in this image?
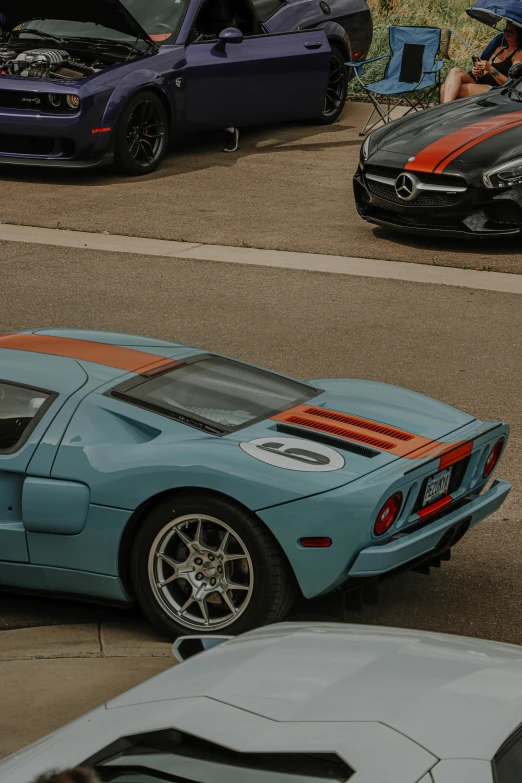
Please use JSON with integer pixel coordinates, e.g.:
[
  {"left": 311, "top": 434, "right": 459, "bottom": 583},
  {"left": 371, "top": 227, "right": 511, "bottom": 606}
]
[{"left": 423, "top": 467, "right": 452, "bottom": 506}]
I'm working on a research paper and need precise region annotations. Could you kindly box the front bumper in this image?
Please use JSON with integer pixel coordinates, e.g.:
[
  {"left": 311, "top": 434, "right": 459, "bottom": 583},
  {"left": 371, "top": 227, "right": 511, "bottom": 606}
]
[
  {"left": 354, "top": 164, "right": 522, "bottom": 238},
  {"left": 349, "top": 478, "right": 511, "bottom": 577},
  {"left": 0, "top": 86, "right": 114, "bottom": 168}
]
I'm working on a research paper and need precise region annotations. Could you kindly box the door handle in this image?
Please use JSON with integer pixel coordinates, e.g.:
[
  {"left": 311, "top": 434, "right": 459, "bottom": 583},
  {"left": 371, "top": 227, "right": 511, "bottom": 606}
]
[{"left": 304, "top": 41, "right": 323, "bottom": 49}]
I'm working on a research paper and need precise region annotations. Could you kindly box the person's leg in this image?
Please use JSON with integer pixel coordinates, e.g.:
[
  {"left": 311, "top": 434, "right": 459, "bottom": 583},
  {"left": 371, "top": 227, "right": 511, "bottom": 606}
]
[
  {"left": 458, "top": 83, "right": 492, "bottom": 99},
  {"left": 440, "top": 82, "right": 446, "bottom": 103},
  {"left": 442, "top": 67, "right": 476, "bottom": 103}
]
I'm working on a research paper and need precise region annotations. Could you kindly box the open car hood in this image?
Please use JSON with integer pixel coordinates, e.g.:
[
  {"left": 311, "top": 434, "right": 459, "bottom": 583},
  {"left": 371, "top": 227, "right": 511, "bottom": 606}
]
[{"left": 4, "top": 0, "right": 152, "bottom": 42}]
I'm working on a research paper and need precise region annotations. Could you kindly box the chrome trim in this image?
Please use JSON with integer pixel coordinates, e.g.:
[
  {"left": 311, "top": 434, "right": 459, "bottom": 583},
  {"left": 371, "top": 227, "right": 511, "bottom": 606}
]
[{"left": 366, "top": 173, "right": 467, "bottom": 194}]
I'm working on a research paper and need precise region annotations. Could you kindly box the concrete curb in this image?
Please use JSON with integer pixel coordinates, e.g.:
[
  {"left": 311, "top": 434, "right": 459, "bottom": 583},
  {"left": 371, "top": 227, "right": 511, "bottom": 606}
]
[
  {"left": 1, "top": 222, "right": 521, "bottom": 294},
  {"left": 0, "top": 621, "right": 173, "bottom": 661}
]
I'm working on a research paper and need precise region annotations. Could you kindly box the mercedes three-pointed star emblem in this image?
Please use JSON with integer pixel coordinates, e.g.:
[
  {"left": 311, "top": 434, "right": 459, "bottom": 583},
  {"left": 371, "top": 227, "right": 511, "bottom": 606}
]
[{"left": 395, "top": 172, "right": 419, "bottom": 202}]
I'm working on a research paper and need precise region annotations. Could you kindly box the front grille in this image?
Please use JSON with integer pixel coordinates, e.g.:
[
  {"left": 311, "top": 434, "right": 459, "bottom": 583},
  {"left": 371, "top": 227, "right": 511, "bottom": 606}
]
[
  {"left": 370, "top": 207, "right": 469, "bottom": 232},
  {"left": 0, "top": 134, "right": 54, "bottom": 155},
  {"left": 366, "top": 164, "right": 466, "bottom": 189},
  {"left": 276, "top": 423, "right": 379, "bottom": 458},
  {"left": 366, "top": 179, "right": 463, "bottom": 207},
  {"left": 412, "top": 456, "right": 471, "bottom": 514}
]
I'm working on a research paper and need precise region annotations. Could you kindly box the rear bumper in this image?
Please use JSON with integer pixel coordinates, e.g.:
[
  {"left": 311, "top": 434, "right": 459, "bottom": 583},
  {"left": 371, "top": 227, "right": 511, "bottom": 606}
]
[{"left": 348, "top": 478, "right": 511, "bottom": 577}]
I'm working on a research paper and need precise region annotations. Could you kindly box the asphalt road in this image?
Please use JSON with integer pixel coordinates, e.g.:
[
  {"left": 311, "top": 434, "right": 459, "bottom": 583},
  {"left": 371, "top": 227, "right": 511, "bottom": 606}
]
[
  {"left": 0, "top": 239, "right": 521, "bottom": 643},
  {"left": 0, "top": 103, "right": 522, "bottom": 274}
]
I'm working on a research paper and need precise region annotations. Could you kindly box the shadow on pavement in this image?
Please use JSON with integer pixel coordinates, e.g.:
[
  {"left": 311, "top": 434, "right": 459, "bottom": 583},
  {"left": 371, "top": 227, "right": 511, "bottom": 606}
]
[
  {"left": 0, "top": 121, "right": 358, "bottom": 189},
  {"left": 372, "top": 226, "right": 522, "bottom": 259}
]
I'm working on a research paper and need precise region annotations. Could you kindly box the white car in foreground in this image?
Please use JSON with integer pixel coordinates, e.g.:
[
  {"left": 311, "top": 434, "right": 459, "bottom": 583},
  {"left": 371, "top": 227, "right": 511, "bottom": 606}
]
[{"left": 1, "top": 623, "right": 522, "bottom": 783}]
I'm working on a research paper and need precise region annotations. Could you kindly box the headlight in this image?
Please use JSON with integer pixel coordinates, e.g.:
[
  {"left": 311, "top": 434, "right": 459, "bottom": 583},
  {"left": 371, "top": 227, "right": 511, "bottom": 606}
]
[
  {"left": 360, "top": 134, "right": 372, "bottom": 163},
  {"left": 66, "top": 94, "right": 80, "bottom": 111},
  {"left": 483, "top": 157, "right": 522, "bottom": 188},
  {"left": 48, "top": 93, "right": 62, "bottom": 108}
]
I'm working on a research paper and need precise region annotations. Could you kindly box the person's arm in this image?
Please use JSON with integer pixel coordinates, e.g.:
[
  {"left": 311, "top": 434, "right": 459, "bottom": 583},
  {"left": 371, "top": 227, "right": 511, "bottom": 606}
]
[{"left": 481, "top": 48, "right": 512, "bottom": 85}]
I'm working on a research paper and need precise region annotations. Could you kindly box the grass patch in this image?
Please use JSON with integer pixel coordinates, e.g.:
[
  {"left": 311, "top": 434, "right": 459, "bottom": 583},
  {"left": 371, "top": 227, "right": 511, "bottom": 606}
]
[{"left": 350, "top": 0, "right": 495, "bottom": 94}]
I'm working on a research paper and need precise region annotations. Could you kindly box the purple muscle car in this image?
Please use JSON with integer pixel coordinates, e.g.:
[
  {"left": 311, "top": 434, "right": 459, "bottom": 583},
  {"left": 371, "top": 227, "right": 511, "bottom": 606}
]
[{"left": 0, "top": 0, "right": 372, "bottom": 174}]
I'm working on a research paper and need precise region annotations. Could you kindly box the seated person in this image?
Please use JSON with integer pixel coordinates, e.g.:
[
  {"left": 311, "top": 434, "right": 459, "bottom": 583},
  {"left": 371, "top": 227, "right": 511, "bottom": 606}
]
[{"left": 440, "top": 22, "right": 522, "bottom": 103}]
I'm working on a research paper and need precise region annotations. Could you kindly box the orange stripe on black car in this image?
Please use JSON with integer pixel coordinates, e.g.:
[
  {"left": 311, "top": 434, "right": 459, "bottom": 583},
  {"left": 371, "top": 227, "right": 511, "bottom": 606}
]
[
  {"left": 405, "top": 111, "right": 522, "bottom": 174},
  {"left": 0, "top": 334, "right": 174, "bottom": 373}
]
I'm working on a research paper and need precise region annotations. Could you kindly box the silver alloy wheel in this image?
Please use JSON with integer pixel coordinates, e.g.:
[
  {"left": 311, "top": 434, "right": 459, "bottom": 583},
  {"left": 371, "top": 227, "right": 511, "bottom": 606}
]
[{"left": 148, "top": 514, "right": 254, "bottom": 630}]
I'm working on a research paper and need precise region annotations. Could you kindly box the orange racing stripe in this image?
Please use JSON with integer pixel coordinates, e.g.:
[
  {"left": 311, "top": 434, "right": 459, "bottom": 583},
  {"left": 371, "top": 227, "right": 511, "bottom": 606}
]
[
  {"left": 271, "top": 404, "right": 473, "bottom": 460},
  {"left": 0, "top": 333, "right": 173, "bottom": 373},
  {"left": 405, "top": 111, "right": 522, "bottom": 174}
]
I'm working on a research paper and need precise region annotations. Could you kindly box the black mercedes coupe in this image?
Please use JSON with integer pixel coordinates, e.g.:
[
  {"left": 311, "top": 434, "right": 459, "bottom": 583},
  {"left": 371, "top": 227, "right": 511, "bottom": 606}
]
[{"left": 354, "top": 66, "right": 522, "bottom": 238}]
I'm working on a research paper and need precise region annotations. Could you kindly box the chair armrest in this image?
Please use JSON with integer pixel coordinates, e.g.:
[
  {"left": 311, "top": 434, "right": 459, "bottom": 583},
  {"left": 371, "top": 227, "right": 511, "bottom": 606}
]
[
  {"left": 345, "top": 54, "right": 391, "bottom": 67},
  {"left": 424, "top": 60, "right": 445, "bottom": 74}
]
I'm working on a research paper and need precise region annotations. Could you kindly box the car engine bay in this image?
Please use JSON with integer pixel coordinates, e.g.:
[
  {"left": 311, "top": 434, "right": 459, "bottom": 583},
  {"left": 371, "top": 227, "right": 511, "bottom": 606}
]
[{"left": 0, "top": 45, "right": 135, "bottom": 81}]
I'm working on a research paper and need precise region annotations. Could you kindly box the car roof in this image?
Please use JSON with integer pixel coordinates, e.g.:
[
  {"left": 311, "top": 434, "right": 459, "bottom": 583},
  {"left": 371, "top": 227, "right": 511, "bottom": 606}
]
[
  {"left": 108, "top": 622, "right": 522, "bottom": 761},
  {"left": 0, "top": 329, "right": 200, "bottom": 389}
]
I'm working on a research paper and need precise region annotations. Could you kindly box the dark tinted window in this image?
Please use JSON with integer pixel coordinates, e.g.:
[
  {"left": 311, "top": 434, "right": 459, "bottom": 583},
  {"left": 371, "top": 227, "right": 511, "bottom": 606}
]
[
  {"left": 113, "top": 356, "right": 318, "bottom": 432},
  {"left": 0, "top": 382, "right": 51, "bottom": 452},
  {"left": 87, "top": 729, "right": 354, "bottom": 783},
  {"left": 251, "top": 0, "right": 284, "bottom": 21},
  {"left": 495, "top": 724, "right": 522, "bottom": 783}
]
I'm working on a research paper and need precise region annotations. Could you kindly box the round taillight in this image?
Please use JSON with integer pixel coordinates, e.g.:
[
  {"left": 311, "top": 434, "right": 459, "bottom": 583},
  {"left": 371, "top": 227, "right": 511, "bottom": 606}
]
[
  {"left": 374, "top": 492, "right": 403, "bottom": 536},
  {"left": 483, "top": 438, "right": 504, "bottom": 478}
]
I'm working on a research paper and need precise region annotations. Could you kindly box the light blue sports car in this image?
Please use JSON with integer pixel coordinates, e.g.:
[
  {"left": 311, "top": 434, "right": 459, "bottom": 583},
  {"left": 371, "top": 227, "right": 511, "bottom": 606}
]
[{"left": 0, "top": 328, "right": 511, "bottom": 637}]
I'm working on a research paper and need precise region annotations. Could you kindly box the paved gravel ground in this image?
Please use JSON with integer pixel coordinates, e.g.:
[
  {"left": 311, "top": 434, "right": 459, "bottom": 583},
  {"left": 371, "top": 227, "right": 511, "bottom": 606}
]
[
  {"left": 0, "top": 240, "right": 520, "bottom": 643},
  {"left": 0, "top": 103, "right": 521, "bottom": 274}
]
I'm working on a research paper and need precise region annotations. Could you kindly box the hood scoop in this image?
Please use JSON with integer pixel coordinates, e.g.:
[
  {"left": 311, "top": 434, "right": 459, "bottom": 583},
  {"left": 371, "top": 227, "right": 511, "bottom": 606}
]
[{"left": 272, "top": 405, "right": 437, "bottom": 457}]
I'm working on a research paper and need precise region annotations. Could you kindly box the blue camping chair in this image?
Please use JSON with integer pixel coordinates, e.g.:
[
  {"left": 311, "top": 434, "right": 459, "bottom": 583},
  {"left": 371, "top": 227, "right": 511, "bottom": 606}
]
[{"left": 347, "top": 26, "right": 444, "bottom": 136}]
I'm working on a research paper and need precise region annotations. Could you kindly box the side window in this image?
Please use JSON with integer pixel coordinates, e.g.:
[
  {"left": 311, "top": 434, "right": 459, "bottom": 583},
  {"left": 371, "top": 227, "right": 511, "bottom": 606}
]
[
  {"left": 0, "top": 381, "right": 52, "bottom": 453},
  {"left": 188, "top": 0, "right": 260, "bottom": 43},
  {"left": 494, "top": 724, "right": 522, "bottom": 783},
  {"left": 251, "top": 0, "right": 284, "bottom": 21}
]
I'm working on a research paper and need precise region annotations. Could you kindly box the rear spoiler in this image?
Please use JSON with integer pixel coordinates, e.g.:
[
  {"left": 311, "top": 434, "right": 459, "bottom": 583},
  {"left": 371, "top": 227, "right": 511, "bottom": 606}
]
[{"left": 172, "top": 635, "right": 233, "bottom": 663}]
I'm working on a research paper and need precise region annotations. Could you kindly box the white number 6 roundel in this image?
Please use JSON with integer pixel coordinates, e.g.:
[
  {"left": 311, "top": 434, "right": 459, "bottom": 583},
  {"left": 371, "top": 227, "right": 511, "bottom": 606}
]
[{"left": 240, "top": 437, "right": 345, "bottom": 472}]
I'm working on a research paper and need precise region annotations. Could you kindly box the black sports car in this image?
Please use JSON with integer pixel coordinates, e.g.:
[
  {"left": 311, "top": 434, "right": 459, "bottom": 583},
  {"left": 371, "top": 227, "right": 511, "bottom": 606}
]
[{"left": 354, "top": 66, "right": 522, "bottom": 238}]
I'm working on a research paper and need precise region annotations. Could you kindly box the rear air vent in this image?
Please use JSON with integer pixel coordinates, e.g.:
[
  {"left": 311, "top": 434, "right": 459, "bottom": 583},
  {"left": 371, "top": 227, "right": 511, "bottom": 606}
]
[
  {"left": 276, "top": 423, "right": 379, "bottom": 458},
  {"left": 283, "top": 415, "right": 395, "bottom": 450},
  {"left": 303, "top": 407, "right": 414, "bottom": 441},
  {"left": 271, "top": 404, "right": 432, "bottom": 456}
]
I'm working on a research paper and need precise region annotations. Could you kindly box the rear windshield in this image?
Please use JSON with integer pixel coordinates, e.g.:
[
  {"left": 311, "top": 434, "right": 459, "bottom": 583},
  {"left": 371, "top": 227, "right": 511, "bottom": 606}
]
[
  {"left": 112, "top": 356, "right": 318, "bottom": 432},
  {"left": 0, "top": 381, "right": 51, "bottom": 452}
]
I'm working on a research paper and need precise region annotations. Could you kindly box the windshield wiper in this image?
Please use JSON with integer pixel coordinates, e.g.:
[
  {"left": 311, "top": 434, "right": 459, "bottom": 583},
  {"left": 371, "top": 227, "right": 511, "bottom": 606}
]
[
  {"left": 11, "top": 28, "right": 66, "bottom": 44},
  {"left": 66, "top": 36, "right": 152, "bottom": 53}
]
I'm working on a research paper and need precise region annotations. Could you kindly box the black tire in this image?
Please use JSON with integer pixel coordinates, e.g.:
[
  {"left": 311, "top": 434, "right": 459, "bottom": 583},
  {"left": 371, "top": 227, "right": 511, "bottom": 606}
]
[
  {"left": 131, "top": 491, "right": 298, "bottom": 639},
  {"left": 316, "top": 45, "right": 348, "bottom": 125},
  {"left": 113, "top": 89, "right": 169, "bottom": 175}
]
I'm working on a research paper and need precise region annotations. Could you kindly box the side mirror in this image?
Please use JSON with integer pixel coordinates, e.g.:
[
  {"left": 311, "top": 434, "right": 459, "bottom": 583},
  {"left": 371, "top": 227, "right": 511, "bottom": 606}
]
[
  {"left": 214, "top": 27, "right": 244, "bottom": 51},
  {"left": 508, "top": 62, "right": 522, "bottom": 80},
  {"left": 172, "top": 635, "right": 233, "bottom": 662}
]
